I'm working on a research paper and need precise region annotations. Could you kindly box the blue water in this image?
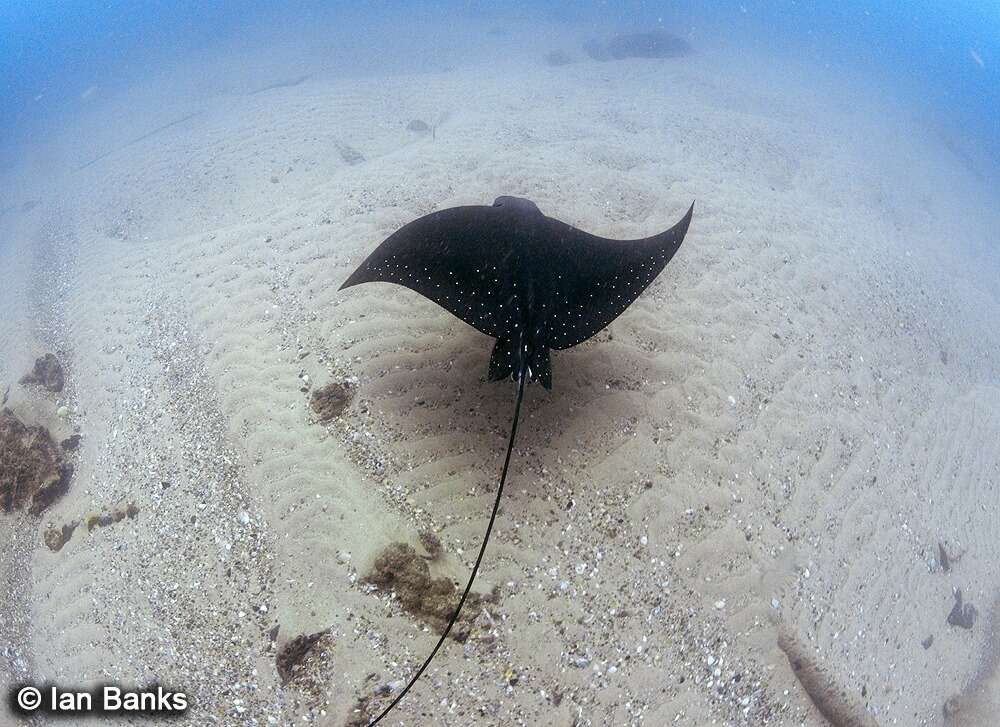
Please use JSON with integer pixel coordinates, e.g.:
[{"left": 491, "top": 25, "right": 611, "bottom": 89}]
[{"left": 1, "top": 1, "right": 998, "bottom": 179}]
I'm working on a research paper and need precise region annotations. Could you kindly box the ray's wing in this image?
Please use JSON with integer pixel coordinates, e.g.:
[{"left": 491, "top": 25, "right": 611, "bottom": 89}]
[
  {"left": 340, "top": 205, "right": 520, "bottom": 340},
  {"left": 539, "top": 203, "right": 693, "bottom": 350}
]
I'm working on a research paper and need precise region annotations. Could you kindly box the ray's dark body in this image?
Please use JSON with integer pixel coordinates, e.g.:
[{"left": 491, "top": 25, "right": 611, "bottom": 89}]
[{"left": 341, "top": 196, "right": 694, "bottom": 388}]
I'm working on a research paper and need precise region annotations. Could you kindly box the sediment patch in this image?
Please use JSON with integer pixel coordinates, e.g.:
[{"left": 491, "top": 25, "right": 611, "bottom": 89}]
[
  {"left": 364, "top": 541, "right": 497, "bottom": 641},
  {"left": 310, "top": 382, "right": 353, "bottom": 422}
]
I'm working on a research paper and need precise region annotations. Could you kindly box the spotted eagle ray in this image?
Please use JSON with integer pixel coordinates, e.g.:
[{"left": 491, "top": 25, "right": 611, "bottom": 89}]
[{"left": 340, "top": 196, "right": 693, "bottom": 723}]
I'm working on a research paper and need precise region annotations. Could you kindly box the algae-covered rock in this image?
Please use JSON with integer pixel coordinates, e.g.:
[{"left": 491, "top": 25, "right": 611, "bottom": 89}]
[
  {"left": 0, "top": 408, "right": 72, "bottom": 515},
  {"left": 19, "top": 353, "right": 65, "bottom": 393}
]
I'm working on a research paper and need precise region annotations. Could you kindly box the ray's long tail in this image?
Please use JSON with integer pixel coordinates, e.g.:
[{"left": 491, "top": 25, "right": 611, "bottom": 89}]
[{"left": 369, "top": 362, "right": 528, "bottom": 725}]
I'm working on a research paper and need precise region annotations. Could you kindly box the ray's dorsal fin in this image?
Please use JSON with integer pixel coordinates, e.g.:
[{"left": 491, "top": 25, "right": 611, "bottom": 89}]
[{"left": 368, "top": 346, "right": 529, "bottom": 725}]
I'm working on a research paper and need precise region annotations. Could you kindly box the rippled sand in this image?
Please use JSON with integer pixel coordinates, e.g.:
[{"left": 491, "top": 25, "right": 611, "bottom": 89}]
[{"left": 2, "top": 21, "right": 999, "bottom": 727}]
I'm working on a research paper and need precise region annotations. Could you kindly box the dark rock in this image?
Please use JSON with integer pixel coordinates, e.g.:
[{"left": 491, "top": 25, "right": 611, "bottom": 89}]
[
  {"left": 947, "top": 588, "right": 977, "bottom": 629},
  {"left": 19, "top": 353, "right": 65, "bottom": 393},
  {"left": 583, "top": 38, "right": 610, "bottom": 61},
  {"left": 921, "top": 634, "right": 934, "bottom": 649},
  {"left": 310, "top": 382, "right": 352, "bottom": 422},
  {"left": 607, "top": 31, "right": 691, "bottom": 59},
  {"left": 544, "top": 50, "right": 573, "bottom": 67},
  {"left": 406, "top": 119, "right": 431, "bottom": 134},
  {"left": 938, "top": 541, "right": 951, "bottom": 572},
  {"left": 0, "top": 408, "right": 72, "bottom": 515},
  {"left": 61, "top": 434, "right": 82, "bottom": 451},
  {"left": 83, "top": 503, "right": 138, "bottom": 533},
  {"left": 335, "top": 141, "right": 365, "bottom": 165},
  {"left": 585, "top": 31, "right": 691, "bottom": 62}
]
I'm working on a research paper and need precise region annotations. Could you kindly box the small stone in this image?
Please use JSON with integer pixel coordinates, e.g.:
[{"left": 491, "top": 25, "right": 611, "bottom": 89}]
[
  {"left": 238, "top": 511, "right": 251, "bottom": 525},
  {"left": 943, "top": 694, "right": 963, "bottom": 717},
  {"left": 44, "top": 521, "right": 78, "bottom": 552},
  {"left": 714, "top": 599, "right": 726, "bottom": 610},
  {"left": 56, "top": 406, "right": 69, "bottom": 418},
  {"left": 418, "top": 530, "right": 442, "bottom": 559},
  {"left": 771, "top": 598, "right": 781, "bottom": 609},
  {"left": 572, "top": 657, "right": 590, "bottom": 668},
  {"left": 337, "top": 551, "right": 351, "bottom": 564}
]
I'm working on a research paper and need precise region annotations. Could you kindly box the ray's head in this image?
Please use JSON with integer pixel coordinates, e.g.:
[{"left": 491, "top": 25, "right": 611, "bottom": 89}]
[{"left": 492, "top": 196, "right": 543, "bottom": 216}]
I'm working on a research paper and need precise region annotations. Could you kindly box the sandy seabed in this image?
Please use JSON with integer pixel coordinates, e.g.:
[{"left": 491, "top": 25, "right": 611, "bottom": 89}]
[{"left": 1, "top": 22, "right": 999, "bottom": 727}]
